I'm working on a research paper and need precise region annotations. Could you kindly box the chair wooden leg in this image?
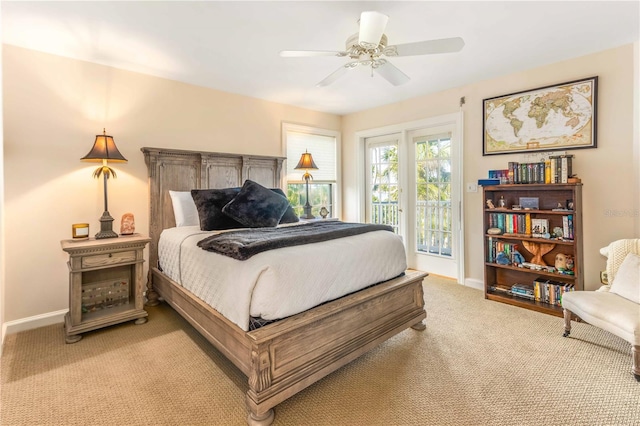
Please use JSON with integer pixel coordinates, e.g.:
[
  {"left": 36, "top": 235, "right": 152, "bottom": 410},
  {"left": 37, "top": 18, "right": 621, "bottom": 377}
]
[
  {"left": 632, "top": 345, "right": 640, "bottom": 382},
  {"left": 562, "top": 308, "right": 572, "bottom": 337}
]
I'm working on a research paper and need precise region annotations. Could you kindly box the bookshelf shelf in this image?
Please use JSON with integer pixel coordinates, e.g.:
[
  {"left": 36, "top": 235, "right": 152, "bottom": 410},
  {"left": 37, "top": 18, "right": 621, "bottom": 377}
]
[
  {"left": 485, "top": 290, "right": 564, "bottom": 316},
  {"left": 485, "top": 234, "right": 575, "bottom": 246},
  {"left": 484, "top": 262, "right": 577, "bottom": 280},
  {"left": 485, "top": 209, "right": 576, "bottom": 216},
  {"left": 483, "top": 184, "right": 583, "bottom": 317}
]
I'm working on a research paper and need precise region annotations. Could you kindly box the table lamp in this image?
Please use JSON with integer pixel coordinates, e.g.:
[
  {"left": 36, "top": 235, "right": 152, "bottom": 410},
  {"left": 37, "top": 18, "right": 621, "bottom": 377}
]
[
  {"left": 294, "top": 151, "right": 318, "bottom": 219},
  {"left": 81, "top": 128, "right": 127, "bottom": 239}
]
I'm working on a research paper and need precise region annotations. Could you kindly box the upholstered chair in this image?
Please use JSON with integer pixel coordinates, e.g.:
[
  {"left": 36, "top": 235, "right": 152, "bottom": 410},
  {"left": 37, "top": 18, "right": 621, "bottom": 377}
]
[{"left": 562, "top": 239, "right": 640, "bottom": 381}]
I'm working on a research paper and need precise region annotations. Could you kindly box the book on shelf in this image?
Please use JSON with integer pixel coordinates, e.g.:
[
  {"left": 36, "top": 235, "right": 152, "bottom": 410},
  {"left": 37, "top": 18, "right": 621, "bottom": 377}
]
[
  {"left": 544, "top": 159, "right": 552, "bottom": 183},
  {"left": 487, "top": 239, "right": 520, "bottom": 264},
  {"left": 488, "top": 283, "right": 536, "bottom": 301},
  {"left": 562, "top": 215, "right": 574, "bottom": 240},
  {"left": 487, "top": 212, "right": 532, "bottom": 236},
  {"left": 502, "top": 155, "right": 575, "bottom": 185},
  {"left": 478, "top": 178, "right": 500, "bottom": 186},
  {"left": 507, "top": 161, "right": 546, "bottom": 184},
  {"left": 511, "top": 283, "right": 535, "bottom": 300},
  {"left": 531, "top": 218, "right": 549, "bottom": 238},
  {"left": 561, "top": 155, "right": 573, "bottom": 183},
  {"left": 548, "top": 155, "right": 574, "bottom": 184},
  {"left": 487, "top": 169, "right": 508, "bottom": 184},
  {"left": 533, "top": 277, "right": 575, "bottom": 306}
]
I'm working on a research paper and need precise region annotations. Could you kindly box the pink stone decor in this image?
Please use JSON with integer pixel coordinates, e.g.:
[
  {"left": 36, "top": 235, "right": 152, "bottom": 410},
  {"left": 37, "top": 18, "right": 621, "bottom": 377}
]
[{"left": 120, "top": 213, "right": 135, "bottom": 235}]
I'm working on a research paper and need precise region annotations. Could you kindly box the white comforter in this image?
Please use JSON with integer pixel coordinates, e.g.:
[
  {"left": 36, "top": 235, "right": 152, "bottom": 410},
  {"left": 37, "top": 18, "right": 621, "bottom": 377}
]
[{"left": 158, "top": 223, "right": 407, "bottom": 331}]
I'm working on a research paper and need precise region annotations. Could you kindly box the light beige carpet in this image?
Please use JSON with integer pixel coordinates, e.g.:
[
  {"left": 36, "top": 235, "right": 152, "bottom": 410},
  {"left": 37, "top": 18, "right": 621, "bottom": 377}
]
[{"left": 2, "top": 276, "right": 639, "bottom": 425}]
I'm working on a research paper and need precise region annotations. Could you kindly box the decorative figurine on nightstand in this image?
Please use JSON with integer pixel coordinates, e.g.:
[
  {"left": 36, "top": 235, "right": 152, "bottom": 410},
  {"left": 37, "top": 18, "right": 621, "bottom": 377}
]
[
  {"left": 120, "top": 213, "right": 135, "bottom": 235},
  {"left": 319, "top": 206, "right": 329, "bottom": 219}
]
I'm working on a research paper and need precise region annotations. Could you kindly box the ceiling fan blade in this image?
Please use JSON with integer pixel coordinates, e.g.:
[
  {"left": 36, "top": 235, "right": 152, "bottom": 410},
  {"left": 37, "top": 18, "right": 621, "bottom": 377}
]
[
  {"left": 358, "top": 11, "right": 389, "bottom": 49},
  {"left": 385, "top": 37, "right": 465, "bottom": 57},
  {"left": 316, "top": 64, "right": 353, "bottom": 87},
  {"left": 374, "top": 60, "right": 410, "bottom": 86},
  {"left": 280, "top": 50, "right": 345, "bottom": 57}
]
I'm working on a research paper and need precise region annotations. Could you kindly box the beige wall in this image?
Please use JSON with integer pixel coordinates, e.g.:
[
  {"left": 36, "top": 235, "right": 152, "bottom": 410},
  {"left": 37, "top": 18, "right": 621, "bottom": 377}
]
[
  {"left": 0, "top": 30, "right": 4, "bottom": 345},
  {"left": 3, "top": 43, "right": 637, "bottom": 327},
  {"left": 2, "top": 45, "right": 341, "bottom": 323},
  {"left": 342, "top": 44, "right": 638, "bottom": 290}
]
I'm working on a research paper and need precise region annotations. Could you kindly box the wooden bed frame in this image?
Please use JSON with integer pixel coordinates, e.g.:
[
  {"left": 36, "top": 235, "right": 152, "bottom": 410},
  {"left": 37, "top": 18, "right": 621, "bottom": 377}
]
[{"left": 141, "top": 147, "right": 427, "bottom": 425}]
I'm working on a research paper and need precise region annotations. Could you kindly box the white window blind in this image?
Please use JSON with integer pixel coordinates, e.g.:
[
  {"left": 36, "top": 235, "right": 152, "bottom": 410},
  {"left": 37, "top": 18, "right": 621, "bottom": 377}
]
[{"left": 286, "top": 131, "right": 336, "bottom": 182}]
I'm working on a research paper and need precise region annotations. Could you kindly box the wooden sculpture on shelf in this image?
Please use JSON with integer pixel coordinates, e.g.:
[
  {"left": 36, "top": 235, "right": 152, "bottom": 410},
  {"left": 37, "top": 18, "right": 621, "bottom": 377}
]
[{"left": 522, "top": 241, "right": 556, "bottom": 266}]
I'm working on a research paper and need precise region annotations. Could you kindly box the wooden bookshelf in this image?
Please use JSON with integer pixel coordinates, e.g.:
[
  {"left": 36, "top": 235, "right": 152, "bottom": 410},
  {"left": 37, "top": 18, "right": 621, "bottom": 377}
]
[{"left": 482, "top": 184, "right": 583, "bottom": 316}]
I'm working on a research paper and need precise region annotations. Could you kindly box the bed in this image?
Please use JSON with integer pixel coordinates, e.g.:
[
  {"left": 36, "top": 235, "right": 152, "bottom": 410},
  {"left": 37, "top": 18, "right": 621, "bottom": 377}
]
[{"left": 142, "top": 147, "right": 427, "bottom": 425}]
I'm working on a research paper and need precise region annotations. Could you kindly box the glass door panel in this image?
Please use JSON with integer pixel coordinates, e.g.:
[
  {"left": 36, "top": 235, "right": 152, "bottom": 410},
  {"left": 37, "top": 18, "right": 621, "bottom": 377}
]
[{"left": 367, "top": 140, "right": 401, "bottom": 234}]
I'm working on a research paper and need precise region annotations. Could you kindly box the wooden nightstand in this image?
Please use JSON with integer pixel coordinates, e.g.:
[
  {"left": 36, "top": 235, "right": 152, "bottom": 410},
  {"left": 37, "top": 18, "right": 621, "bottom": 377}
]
[{"left": 61, "top": 234, "right": 151, "bottom": 343}]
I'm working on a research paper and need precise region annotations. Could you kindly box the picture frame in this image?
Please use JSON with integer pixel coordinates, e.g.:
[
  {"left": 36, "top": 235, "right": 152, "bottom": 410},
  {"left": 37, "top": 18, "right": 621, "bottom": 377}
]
[
  {"left": 519, "top": 197, "right": 539, "bottom": 210},
  {"left": 483, "top": 76, "right": 598, "bottom": 156},
  {"left": 72, "top": 223, "right": 89, "bottom": 239}
]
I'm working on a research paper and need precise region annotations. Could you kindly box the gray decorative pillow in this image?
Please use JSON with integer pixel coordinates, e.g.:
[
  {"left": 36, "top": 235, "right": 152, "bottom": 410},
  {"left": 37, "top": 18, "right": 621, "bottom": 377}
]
[
  {"left": 271, "top": 188, "right": 299, "bottom": 224},
  {"left": 222, "top": 180, "right": 290, "bottom": 227},
  {"left": 191, "top": 188, "right": 244, "bottom": 231}
]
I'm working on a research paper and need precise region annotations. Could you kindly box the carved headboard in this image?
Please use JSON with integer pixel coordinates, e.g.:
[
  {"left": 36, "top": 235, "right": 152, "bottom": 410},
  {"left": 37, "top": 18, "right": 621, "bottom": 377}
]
[{"left": 141, "top": 147, "right": 285, "bottom": 270}]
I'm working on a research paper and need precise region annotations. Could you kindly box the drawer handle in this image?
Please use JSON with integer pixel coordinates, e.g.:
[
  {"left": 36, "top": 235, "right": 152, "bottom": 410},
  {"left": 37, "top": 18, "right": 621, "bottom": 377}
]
[{"left": 108, "top": 253, "right": 113, "bottom": 258}]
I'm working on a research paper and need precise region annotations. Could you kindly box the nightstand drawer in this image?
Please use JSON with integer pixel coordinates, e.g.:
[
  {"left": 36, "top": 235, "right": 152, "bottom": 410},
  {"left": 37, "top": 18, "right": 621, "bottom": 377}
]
[{"left": 82, "top": 250, "right": 136, "bottom": 268}]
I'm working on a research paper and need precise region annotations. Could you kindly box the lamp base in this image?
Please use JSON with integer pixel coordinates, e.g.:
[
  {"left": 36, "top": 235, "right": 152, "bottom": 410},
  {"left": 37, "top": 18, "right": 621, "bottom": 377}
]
[
  {"left": 95, "top": 211, "right": 118, "bottom": 239},
  {"left": 300, "top": 203, "right": 315, "bottom": 220}
]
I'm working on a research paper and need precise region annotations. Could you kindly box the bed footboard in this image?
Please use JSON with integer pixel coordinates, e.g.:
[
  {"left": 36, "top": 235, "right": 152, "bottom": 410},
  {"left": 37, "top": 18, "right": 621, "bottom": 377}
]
[
  {"left": 244, "top": 270, "right": 427, "bottom": 424},
  {"left": 149, "top": 269, "right": 426, "bottom": 425}
]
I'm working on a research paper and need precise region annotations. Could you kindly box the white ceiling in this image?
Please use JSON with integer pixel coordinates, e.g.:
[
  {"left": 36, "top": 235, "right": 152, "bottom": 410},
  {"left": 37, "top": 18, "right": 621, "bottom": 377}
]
[{"left": 2, "top": 1, "right": 639, "bottom": 115}]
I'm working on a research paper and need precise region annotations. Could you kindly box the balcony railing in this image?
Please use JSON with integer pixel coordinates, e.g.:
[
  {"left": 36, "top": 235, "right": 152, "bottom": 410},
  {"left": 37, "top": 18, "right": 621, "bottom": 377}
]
[{"left": 370, "top": 200, "right": 451, "bottom": 257}]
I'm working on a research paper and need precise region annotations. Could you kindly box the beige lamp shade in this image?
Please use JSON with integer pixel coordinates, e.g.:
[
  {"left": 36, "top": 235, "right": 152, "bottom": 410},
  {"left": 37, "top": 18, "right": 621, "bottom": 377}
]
[
  {"left": 81, "top": 129, "right": 127, "bottom": 163},
  {"left": 294, "top": 151, "right": 318, "bottom": 170}
]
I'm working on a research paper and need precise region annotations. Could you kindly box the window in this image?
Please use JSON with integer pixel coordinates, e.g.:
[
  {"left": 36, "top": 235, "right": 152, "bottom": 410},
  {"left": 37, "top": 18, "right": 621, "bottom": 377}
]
[{"left": 283, "top": 124, "right": 340, "bottom": 218}]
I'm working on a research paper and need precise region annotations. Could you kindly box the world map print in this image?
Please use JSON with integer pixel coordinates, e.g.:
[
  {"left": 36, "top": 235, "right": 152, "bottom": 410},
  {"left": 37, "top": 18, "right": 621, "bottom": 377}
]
[{"left": 483, "top": 78, "right": 596, "bottom": 155}]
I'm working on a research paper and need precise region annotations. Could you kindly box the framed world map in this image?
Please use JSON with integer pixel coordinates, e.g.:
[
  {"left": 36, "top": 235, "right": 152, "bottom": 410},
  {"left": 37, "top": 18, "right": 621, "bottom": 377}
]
[{"left": 483, "top": 77, "right": 597, "bottom": 155}]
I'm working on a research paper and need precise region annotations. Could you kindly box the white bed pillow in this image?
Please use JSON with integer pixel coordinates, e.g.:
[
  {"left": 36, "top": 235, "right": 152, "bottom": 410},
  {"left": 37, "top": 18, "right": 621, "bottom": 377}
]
[
  {"left": 609, "top": 252, "right": 640, "bottom": 304},
  {"left": 169, "top": 190, "right": 199, "bottom": 227}
]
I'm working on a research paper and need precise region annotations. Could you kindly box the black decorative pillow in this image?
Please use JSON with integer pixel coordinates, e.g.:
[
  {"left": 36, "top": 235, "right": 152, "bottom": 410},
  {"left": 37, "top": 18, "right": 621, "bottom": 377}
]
[
  {"left": 191, "top": 188, "right": 243, "bottom": 231},
  {"left": 222, "top": 180, "right": 290, "bottom": 228},
  {"left": 270, "top": 188, "right": 299, "bottom": 224}
]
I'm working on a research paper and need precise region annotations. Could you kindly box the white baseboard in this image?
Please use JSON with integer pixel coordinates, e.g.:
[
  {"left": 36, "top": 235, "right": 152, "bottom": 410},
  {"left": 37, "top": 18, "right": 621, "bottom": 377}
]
[
  {"left": 2, "top": 309, "right": 67, "bottom": 338},
  {"left": 464, "top": 278, "right": 484, "bottom": 291}
]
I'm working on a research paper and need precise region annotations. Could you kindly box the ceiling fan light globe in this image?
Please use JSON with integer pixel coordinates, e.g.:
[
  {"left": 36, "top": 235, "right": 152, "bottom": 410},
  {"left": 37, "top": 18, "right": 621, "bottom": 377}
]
[{"left": 358, "top": 11, "right": 389, "bottom": 48}]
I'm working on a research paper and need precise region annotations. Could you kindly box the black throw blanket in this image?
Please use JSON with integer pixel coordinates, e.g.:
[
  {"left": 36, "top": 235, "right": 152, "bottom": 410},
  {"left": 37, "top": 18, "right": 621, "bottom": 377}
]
[{"left": 197, "top": 221, "right": 394, "bottom": 260}]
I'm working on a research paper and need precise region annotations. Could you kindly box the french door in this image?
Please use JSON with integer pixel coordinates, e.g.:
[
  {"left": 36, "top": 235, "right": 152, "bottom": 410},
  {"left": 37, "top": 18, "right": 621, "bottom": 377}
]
[
  {"left": 364, "top": 115, "right": 462, "bottom": 280},
  {"left": 365, "top": 135, "right": 401, "bottom": 235},
  {"left": 407, "top": 126, "right": 458, "bottom": 277}
]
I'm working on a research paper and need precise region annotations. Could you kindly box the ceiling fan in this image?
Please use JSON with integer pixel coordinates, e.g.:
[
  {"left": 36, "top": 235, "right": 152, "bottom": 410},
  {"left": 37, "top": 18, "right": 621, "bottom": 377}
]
[{"left": 280, "top": 11, "right": 465, "bottom": 87}]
